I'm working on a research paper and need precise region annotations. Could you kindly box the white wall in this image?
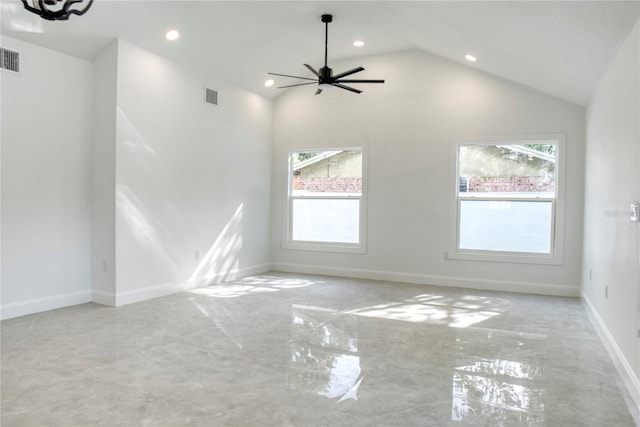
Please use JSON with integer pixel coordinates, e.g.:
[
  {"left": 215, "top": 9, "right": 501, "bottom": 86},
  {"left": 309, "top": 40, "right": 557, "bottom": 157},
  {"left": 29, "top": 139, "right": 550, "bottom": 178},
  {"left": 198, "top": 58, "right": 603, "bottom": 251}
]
[
  {"left": 582, "top": 18, "right": 640, "bottom": 404},
  {"left": 91, "top": 41, "right": 118, "bottom": 306},
  {"left": 271, "top": 50, "right": 586, "bottom": 296},
  {"left": 112, "top": 40, "right": 272, "bottom": 305},
  {"left": 1, "top": 36, "right": 92, "bottom": 319},
  {"left": 2, "top": 37, "right": 272, "bottom": 315}
]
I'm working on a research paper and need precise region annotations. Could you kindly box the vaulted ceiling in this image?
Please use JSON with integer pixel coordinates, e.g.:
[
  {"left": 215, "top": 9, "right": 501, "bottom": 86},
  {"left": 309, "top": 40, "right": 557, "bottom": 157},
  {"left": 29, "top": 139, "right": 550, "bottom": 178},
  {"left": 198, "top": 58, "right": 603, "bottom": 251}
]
[{"left": 2, "top": 1, "right": 639, "bottom": 105}]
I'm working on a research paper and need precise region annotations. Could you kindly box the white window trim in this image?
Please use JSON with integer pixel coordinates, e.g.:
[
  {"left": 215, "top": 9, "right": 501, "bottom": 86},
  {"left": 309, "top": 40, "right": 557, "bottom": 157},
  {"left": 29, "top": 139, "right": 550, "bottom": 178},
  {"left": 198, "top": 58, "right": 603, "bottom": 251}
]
[
  {"left": 447, "top": 133, "right": 566, "bottom": 265},
  {"left": 282, "top": 145, "right": 368, "bottom": 254}
]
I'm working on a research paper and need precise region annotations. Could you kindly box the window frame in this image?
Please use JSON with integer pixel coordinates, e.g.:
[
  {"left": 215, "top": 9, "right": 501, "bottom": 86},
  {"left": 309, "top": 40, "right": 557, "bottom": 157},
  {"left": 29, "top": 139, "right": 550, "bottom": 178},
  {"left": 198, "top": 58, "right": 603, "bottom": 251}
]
[
  {"left": 283, "top": 145, "right": 368, "bottom": 254},
  {"left": 448, "top": 133, "right": 566, "bottom": 265}
]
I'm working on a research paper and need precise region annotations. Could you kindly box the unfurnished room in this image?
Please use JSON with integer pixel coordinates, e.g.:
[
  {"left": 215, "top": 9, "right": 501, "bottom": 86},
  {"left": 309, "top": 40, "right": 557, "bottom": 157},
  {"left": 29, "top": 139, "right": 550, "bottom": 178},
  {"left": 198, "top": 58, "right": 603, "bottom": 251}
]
[{"left": 1, "top": 1, "right": 640, "bottom": 425}]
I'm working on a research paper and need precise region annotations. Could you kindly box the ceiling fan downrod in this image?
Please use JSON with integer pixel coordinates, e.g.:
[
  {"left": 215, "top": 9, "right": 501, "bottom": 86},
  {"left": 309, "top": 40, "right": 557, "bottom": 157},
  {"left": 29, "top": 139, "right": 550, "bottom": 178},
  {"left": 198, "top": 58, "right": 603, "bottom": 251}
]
[{"left": 322, "top": 14, "right": 332, "bottom": 71}]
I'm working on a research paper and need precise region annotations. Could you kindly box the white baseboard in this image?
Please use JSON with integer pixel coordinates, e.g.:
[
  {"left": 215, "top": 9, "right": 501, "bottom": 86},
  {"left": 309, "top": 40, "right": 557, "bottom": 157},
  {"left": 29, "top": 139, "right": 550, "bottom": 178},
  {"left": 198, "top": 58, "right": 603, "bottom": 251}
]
[
  {"left": 101, "top": 263, "right": 272, "bottom": 307},
  {"left": 581, "top": 292, "right": 640, "bottom": 419},
  {"left": 1, "top": 264, "right": 273, "bottom": 317},
  {"left": 91, "top": 289, "right": 116, "bottom": 307},
  {"left": 1, "top": 290, "right": 91, "bottom": 320},
  {"left": 271, "top": 262, "right": 579, "bottom": 297}
]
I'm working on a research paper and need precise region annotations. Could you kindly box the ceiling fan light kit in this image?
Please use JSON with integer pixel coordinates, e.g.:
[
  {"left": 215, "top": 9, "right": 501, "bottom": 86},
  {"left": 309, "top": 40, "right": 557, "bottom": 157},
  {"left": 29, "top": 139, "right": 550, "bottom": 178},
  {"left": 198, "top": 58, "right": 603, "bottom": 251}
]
[
  {"left": 21, "top": 0, "right": 93, "bottom": 21},
  {"left": 268, "top": 14, "right": 385, "bottom": 95}
]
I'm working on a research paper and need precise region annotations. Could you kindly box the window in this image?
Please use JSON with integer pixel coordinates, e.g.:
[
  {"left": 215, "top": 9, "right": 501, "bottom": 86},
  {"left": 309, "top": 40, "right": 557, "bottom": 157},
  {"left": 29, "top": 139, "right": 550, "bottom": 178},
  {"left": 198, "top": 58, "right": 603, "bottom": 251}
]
[
  {"left": 285, "top": 148, "right": 366, "bottom": 252},
  {"left": 451, "top": 135, "right": 564, "bottom": 264}
]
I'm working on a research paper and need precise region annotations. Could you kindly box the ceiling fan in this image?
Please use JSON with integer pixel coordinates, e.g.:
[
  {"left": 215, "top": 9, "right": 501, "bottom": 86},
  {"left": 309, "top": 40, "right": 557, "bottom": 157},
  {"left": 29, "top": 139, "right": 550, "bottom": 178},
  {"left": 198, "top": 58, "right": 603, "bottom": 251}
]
[{"left": 268, "top": 14, "right": 385, "bottom": 95}]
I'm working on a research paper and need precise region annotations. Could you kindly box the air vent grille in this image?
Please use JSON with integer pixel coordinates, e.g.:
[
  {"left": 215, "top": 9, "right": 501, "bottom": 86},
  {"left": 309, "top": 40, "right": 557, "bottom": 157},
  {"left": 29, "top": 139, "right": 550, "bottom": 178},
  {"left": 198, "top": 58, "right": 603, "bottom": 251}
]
[
  {"left": 0, "top": 48, "right": 20, "bottom": 73},
  {"left": 205, "top": 88, "right": 218, "bottom": 105}
]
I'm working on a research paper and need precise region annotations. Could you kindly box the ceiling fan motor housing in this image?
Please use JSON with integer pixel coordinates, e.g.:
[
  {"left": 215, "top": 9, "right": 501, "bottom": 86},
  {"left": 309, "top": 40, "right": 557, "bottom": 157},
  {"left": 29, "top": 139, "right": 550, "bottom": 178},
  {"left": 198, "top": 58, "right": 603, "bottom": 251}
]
[{"left": 319, "top": 66, "right": 333, "bottom": 82}]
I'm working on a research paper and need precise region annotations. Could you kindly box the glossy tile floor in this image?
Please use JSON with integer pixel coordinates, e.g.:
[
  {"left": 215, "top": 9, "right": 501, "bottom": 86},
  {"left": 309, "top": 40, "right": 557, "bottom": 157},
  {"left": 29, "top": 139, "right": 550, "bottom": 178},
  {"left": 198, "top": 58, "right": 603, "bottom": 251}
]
[{"left": 2, "top": 272, "right": 637, "bottom": 426}]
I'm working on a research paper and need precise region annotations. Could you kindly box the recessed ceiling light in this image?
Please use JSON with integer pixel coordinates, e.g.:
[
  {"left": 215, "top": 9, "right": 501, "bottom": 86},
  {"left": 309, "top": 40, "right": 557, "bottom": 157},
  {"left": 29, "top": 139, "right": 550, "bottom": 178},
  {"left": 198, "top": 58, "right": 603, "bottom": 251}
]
[
  {"left": 264, "top": 79, "right": 275, "bottom": 88},
  {"left": 353, "top": 40, "right": 365, "bottom": 47},
  {"left": 465, "top": 54, "right": 477, "bottom": 62},
  {"left": 165, "top": 30, "right": 180, "bottom": 41}
]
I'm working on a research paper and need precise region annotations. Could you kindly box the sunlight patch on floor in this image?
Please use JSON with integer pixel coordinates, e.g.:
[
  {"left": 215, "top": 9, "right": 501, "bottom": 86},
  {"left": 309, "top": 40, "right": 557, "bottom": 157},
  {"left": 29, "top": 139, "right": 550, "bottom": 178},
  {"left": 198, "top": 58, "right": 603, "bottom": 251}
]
[
  {"left": 188, "top": 275, "right": 319, "bottom": 298},
  {"left": 348, "top": 294, "right": 506, "bottom": 328}
]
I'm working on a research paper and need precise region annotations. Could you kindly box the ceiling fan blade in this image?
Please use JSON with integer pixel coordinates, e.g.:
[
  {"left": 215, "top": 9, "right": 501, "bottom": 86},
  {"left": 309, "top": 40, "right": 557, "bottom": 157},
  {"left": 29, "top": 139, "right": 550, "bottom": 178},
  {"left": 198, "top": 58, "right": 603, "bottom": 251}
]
[
  {"left": 332, "top": 83, "right": 362, "bottom": 94},
  {"left": 277, "top": 82, "right": 318, "bottom": 89},
  {"left": 315, "top": 88, "right": 323, "bottom": 95},
  {"left": 332, "top": 66, "right": 365, "bottom": 80},
  {"left": 268, "top": 72, "right": 317, "bottom": 81},
  {"left": 304, "top": 64, "right": 321, "bottom": 78},
  {"left": 334, "top": 79, "right": 385, "bottom": 84}
]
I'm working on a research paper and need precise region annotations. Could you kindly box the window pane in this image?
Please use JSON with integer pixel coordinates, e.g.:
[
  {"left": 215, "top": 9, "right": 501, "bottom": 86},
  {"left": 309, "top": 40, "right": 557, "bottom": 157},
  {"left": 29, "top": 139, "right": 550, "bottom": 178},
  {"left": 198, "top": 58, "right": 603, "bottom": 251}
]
[
  {"left": 459, "top": 200, "right": 552, "bottom": 253},
  {"left": 459, "top": 144, "right": 556, "bottom": 197},
  {"left": 292, "top": 199, "right": 360, "bottom": 244},
  {"left": 292, "top": 150, "right": 362, "bottom": 196}
]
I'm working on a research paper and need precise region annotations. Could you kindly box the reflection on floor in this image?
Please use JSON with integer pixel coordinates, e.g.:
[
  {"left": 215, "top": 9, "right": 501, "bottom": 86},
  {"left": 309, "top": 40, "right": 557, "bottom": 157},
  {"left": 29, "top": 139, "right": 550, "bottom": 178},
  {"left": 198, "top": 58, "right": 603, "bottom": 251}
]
[
  {"left": 288, "top": 305, "right": 363, "bottom": 402},
  {"left": 452, "top": 328, "right": 546, "bottom": 425},
  {"left": 1, "top": 272, "right": 637, "bottom": 426}
]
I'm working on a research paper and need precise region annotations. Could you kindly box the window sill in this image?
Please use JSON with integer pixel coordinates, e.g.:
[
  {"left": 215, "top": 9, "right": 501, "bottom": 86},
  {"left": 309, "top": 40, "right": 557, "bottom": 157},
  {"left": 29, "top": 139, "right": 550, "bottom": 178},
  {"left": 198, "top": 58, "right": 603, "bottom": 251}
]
[
  {"left": 446, "top": 250, "right": 563, "bottom": 265},
  {"left": 282, "top": 240, "right": 366, "bottom": 254}
]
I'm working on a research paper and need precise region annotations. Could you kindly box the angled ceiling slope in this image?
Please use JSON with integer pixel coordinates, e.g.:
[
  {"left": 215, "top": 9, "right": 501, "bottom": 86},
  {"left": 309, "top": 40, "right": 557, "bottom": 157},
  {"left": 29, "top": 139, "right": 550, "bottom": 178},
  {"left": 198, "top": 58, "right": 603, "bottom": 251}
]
[{"left": 1, "top": 1, "right": 639, "bottom": 105}]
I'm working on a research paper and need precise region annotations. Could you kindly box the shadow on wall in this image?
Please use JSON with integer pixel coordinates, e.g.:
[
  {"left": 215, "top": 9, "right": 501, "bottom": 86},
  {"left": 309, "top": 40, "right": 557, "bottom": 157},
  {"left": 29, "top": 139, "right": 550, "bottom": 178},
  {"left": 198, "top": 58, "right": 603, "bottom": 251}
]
[
  {"left": 187, "top": 203, "right": 244, "bottom": 288},
  {"left": 116, "top": 106, "right": 249, "bottom": 289},
  {"left": 116, "top": 106, "right": 193, "bottom": 279},
  {"left": 117, "top": 183, "right": 181, "bottom": 273},
  {"left": 117, "top": 192, "right": 246, "bottom": 289}
]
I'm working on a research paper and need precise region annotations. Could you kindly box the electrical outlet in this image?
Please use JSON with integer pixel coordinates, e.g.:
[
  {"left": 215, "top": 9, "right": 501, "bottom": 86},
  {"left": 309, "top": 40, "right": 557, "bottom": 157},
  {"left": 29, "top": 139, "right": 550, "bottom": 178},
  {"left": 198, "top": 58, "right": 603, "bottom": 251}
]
[
  {"left": 605, "top": 285, "right": 608, "bottom": 299},
  {"left": 102, "top": 260, "right": 108, "bottom": 272},
  {"left": 631, "top": 202, "right": 639, "bottom": 222},
  {"left": 589, "top": 269, "right": 592, "bottom": 280}
]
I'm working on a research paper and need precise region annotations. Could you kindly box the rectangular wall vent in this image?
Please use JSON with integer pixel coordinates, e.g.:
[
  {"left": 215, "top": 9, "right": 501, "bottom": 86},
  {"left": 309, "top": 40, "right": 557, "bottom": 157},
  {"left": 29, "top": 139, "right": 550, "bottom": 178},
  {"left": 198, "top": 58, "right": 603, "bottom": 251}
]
[
  {"left": 205, "top": 88, "right": 218, "bottom": 105},
  {"left": 0, "top": 48, "right": 20, "bottom": 73}
]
